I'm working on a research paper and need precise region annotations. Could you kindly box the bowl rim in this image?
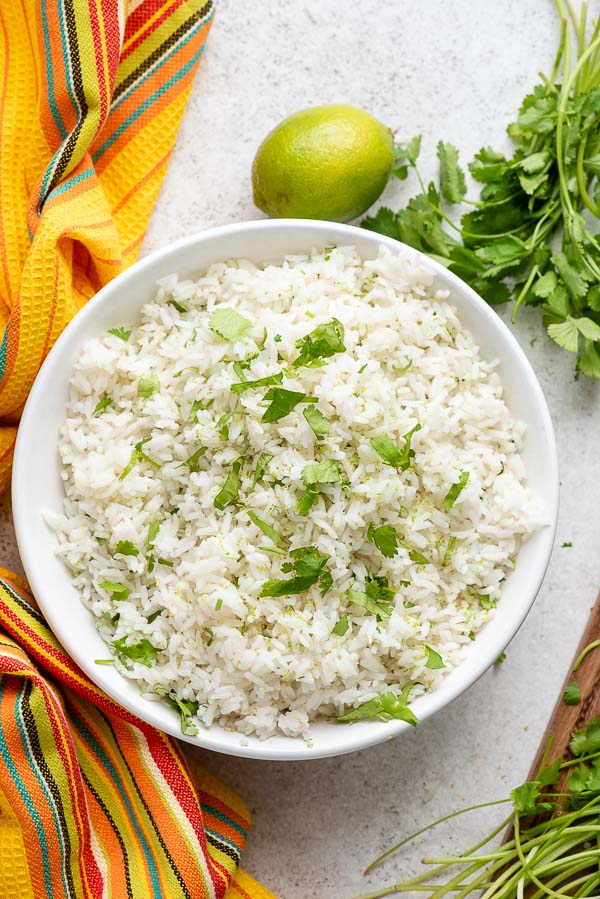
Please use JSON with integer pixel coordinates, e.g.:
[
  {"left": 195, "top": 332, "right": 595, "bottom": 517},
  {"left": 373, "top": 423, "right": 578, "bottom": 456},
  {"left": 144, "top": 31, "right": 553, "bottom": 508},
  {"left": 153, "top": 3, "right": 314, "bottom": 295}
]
[{"left": 12, "top": 218, "right": 559, "bottom": 761}]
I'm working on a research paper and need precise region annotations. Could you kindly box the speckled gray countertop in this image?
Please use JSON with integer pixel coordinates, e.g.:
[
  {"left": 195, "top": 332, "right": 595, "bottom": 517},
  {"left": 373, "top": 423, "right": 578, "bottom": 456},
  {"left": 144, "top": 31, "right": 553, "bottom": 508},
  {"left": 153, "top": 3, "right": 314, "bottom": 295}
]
[{"left": 3, "top": 2, "right": 600, "bottom": 897}]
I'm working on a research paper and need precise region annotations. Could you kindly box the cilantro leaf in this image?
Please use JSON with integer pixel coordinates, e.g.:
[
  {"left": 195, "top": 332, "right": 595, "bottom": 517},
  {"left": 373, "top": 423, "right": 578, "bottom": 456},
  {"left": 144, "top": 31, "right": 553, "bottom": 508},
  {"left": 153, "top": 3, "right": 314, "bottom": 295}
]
[
  {"left": 511, "top": 780, "right": 555, "bottom": 817},
  {"left": 425, "top": 645, "right": 446, "bottom": 669},
  {"left": 231, "top": 372, "right": 284, "bottom": 394},
  {"left": 442, "top": 535, "right": 457, "bottom": 566},
  {"left": 113, "top": 540, "right": 139, "bottom": 557},
  {"left": 370, "top": 424, "right": 421, "bottom": 471},
  {"left": 147, "top": 520, "right": 160, "bottom": 548},
  {"left": 112, "top": 636, "right": 159, "bottom": 667},
  {"left": 348, "top": 572, "right": 396, "bottom": 619},
  {"left": 570, "top": 715, "right": 600, "bottom": 756},
  {"left": 119, "top": 437, "right": 160, "bottom": 481},
  {"left": 406, "top": 547, "right": 431, "bottom": 565},
  {"left": 187, "top": 399, "right": 211, "bottom": 423},
  {"left": 213, "top": 457, "right": 244, "bottom": 511},
  {"left": 437, "top": 141, "right": 467, "bottom": 203},
  {"left": 261, "top": 388, "right": 315, "bottom": 423},
  {"left": 108, "top": 327, "right": 131, "bottom": 342},
  {"left": 137, "top": 375, "right": 160, "bottom": 398},
  {"left": 99, "top": 580, "right": 131, "bottom": 601},
  {"left": 564, "top": 682, "right": 582, "bottom": 705},
  {"left": 216, "top": 412, "right": 232, "bottom": 440},
  {"left": 336, "top": 685, "right": 418, "bottom": 726},
  {"left": 93, "top": 395, "right": 113, "bottom": 416},
  {"left": 248, "top": 510, "right": 285, "bottom": 548},
  {"left": 293, "top": 319, "right": 346, "bottom": 368},
  {"left": 181, "top": 446, "right": 207, "bottom": 473},
  {"left": 443, "top": 471, "right": 470, "bottom": 511},
  {"left": 166, "top": 692, "right": 199, "bottom": 736},
  {"left": 251, "top": 452, "right": 273, "bottom": 487},
  {"left": 332, "top": 615, "right": 349, "bottom": 636},
  {"left": 362, "top": 206, "right": 399, "bottom": 239},
  {"left": 209, "top": 308, "right": 252, "bottom": 341},
  {"left": 367, "top": 523, "right": 399, "bottom": 558},
  {"left": 260, "top": 546, "right": 331, "bottom": 597},
  {"left": 297, "top": 487, "right": 319, "bottom": 515},
  {"left": 303, "top": 405, "right": 330, "bottom": 439},
  {"left": 301, "top": 459, "right": 342, "bottom": 487}
]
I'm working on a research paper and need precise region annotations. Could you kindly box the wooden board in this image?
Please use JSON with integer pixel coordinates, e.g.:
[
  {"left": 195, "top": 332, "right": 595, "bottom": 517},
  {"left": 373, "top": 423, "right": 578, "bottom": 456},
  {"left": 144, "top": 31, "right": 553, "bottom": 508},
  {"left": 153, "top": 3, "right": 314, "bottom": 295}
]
[{"left": 522, "top": 595, "right": 600, "bottom": 791}]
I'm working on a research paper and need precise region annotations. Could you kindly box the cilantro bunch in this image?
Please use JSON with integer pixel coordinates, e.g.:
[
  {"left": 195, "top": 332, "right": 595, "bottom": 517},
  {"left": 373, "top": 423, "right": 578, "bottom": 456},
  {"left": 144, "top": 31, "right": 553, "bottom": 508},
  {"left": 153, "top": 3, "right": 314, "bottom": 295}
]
[
  {"left": 364, "top": 0, "right": 600, "bottom": 378},
  {"left": 356, "top": 705, "right": 600, "bottom": 899}
]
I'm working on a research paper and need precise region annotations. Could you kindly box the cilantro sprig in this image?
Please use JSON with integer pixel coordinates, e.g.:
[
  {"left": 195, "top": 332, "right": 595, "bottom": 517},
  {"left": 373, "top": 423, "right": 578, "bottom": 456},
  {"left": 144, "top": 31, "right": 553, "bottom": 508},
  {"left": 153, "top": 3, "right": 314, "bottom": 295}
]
[
  {"left": 260, "top": 546, "right": 332, "bottom": 597},
  {"left": 370, "top": 424, "right": 421, "bottom": 471},
  {"left": 363, "top": 5, "right": 600, "bottom": 379},
  {"left": 336, "top": 685, "right": 418, "bottom": 725},
  {"left": 292, "top": 319, "right": 346, "bottom": 367}
]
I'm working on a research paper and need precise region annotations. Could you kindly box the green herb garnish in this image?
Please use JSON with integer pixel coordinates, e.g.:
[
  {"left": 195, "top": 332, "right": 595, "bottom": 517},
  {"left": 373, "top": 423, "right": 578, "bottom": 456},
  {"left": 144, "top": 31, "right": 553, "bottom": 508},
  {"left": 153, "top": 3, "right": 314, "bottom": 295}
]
[
  {"left": 261, "top": 387, "right": 316, "bottom": 423},
  {"left": 169, "top": 298, "right": 188, "bottom": 314},
  {"left": 444, "top": 471, "right": 470, "bottom": 511},
  {"left": 260, "top": 546, "right": 331, "bottom": 597},
  {"left": 367, "top": 523, "right": 399, "bottom": 558},
  {"left": 425, "top": 645, "right": 446, "bottom": 669},
  {"left": 113, "top": 540, "right": 139, "bottom": 557},
  {"left": 99, "top": 580, "right": 131, "bottom": 601},
  {"left": 108, "top": 327, "right": 131, "bottom": 342},
  {"left": 209, "top": 308, "right": 252, "bottom": 341},
  {"left": 137, "top": 375, "right": 160, "bottom": 398},
  {"left": 296, "top": 488, "right": 319, "bottom": 516},
  {"left": 347, "top": 572, "right": 396, "bottom": 619},
  {"left": 370, "top": 424, "right": 421, "bottom": 471},
  {"left": 215, "top": 599, "right": 223, "bottom": 611},
  {"left": 166, "top": 692, "right": 199, "bottom": 736},
  {"left": 181, "top": 446, "right": 207, "bottom": 473},
  {"left": 293, "top": 319, "right": 346, "bottom": 367},
  {"left": 213, "top": 457, "right": 244, "bottom": 510},
  {"left": 247, "top": 510, "right": 285, "bottom": 548},
  {"left": 93, "top": 395, "right": 113, "bottom": 416},
  {"left": 146, "top": 609, "right": 163, "bottom": 624},
  {"left": 216, "top": 412, "right": 232, "bottom": 440},
  {"left": 332, "top": 615, "right": 349, "bottom": 636},
  {"left": 301, "top": 459, "right": 342, "bottom": 487},
  {"left": 442, "top": 535, "right": 457, "bottom": 566},
  {"left": 230, "top": 372, "right": 284, "bottom": 394},
  {"left": 119, "top": 437, "right": 160, "bottom": 481},
  {"left": 303, "top": 405, "right": 330, "bottom": 439},
  {"left": 187, "top": 399, "right": 211, "bottom": 423},
  {"left": 111, "top": 637, "right": 158, "bottom": 667},
  {"left": 336, "top": 685, "right": 418, "bottom": 725},
  {"left": 251, "top": 452, "right": 273, "bottom": 487}
]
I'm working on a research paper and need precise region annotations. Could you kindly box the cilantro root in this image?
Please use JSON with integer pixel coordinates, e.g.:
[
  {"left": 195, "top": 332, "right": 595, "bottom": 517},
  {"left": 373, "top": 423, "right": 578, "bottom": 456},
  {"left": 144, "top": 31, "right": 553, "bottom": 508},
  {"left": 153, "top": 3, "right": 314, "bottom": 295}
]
[{"left": 363, "top": 0, "right": 600, "bottom": 379}]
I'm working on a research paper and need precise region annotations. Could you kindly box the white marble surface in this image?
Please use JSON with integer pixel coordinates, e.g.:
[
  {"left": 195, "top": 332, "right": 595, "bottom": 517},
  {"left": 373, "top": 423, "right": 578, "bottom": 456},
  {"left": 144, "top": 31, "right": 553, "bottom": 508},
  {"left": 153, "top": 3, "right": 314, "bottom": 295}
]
[{"left": 3, "top": 2, "right": 600, "bottom": 897}]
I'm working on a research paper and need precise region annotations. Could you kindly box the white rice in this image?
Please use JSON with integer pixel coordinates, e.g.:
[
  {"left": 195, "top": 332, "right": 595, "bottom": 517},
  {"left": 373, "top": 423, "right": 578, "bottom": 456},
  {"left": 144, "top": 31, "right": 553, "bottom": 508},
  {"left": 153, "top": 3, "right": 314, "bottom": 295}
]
[{"left": 49, "top": 245, "right": 542, "bottom": 740}]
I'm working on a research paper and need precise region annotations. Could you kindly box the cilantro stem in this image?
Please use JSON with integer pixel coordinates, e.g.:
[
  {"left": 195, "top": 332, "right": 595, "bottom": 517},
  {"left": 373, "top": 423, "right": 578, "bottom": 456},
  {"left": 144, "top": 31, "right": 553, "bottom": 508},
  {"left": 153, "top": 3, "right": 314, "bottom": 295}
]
[
  {"left": 572, "top": 637, "right": 600, "bottom": 671},
  {"left": 576, "top": 136, "right": 600, "bottom": 218},
  {"left": 512, "top": 265, "right": 539, "bottom": 323}
]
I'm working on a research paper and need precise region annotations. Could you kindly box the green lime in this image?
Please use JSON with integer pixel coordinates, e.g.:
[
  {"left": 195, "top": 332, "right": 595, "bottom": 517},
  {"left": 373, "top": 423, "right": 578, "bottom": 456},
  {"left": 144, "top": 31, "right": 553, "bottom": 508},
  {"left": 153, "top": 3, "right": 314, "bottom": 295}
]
[{"left": 252, "top": 104, "right": 394, "bottom": 223}]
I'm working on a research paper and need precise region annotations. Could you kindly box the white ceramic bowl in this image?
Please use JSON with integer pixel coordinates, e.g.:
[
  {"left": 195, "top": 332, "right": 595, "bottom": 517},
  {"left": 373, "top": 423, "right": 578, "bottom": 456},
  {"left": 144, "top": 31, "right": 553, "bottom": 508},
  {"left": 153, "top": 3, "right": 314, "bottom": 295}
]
[{"left": 12, "top": 219, "right": 558, "bottom": 761}]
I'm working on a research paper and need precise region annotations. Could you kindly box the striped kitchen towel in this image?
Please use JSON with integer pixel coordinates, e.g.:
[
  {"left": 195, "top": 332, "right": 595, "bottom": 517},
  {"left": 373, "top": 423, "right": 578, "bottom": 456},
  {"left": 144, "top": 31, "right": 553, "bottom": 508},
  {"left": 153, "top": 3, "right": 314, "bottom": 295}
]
[
  {"left": 0, "top": 572, "right": 273, "bottom": 898},
  {"left": 0, "top": 2, "right": 274, "bottom": 897}
]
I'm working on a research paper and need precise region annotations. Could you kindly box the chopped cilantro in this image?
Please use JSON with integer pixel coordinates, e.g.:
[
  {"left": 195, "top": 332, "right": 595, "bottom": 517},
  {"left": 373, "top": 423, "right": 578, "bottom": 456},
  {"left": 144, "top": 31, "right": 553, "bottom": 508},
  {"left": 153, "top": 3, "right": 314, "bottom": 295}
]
[
  {"left": 297, "top": 488, "right": 319, "bottom": 516},
  {"left": 367, "top": 523, "right": 399, "bottom": 558},
  {"left": 215, "top": 598, "right": 223, "bottom": 611},
  {"left": 93, "top": 395, "right": 113, "bottom": 416},
  {"left": 181, "top": 446, "right": 207, "bottom": 473},
  {"left": 407, "top": 547, "right": 431, "bottom": 565},
  {"left": 169, "top": 298, "right": 189, "bottom": 314},
  {"left": 166, "top": 691, "right": 199, "bottom": 736},
  {"left": 146, "top": 609, "right": 163, "bottom": 624},
  {"left": 405, "top": 601, "right": 416, "bottom": 609},
  {"left": 442, "top": 535, "right": 457, "bottom": 566},
  {"left": 213, "top": 457, "right": 244, "bottom": 511},
  {"left": 370, "top": 424, "right": 421, "bottom": 471},
  {"left": 119, "top": 437, "right": 160, "bottom": 481},
  {"left": 231, "top": 372, "right": 284, "bottom": 394},
  {"left": 425, "top": 645, "right": 446, "bottom": 669},
  {"left": 479, "top": 594, "right": 496, "bottom": 611},
  {"left": 113, "top": 540, "right": 139, "bottom": 557},
  {"left": 260, "top": 546, "right": 331, "bottom": 597},
  {"left": 348, "top": 572, "right": 395, "bottom": 619},
  {"left": 358, "top": 363, "right": 367, "bottom": 374},
  {"left": 565, "top": 682, "right": 582, "bottom": 705},
  {"left": 248, "top": 510, "right": 285, "bottom": 548},
  {"left": 187, "top": 399, "right": 211, "bottom": 423},
  {"left": 94, "top": 659, "right": 116, "bottom": 665},
  {"left": 99, "top": 581, "right": 131, "bottom": 601},
  {"left": 443, "top": 471, "right": 470, "bottom": 511},
  {"left": 261, "top": 387, "right": 316, "bottom": 423},
  {"left": 336, "top": 685, "right": 418, "bottom": 726},
  {"left": 495, "top": 651, "right": 507, "bottom": 666},
  {"left": 137, "top": 375, "right": 160, "bottom": 398},
  {"left": 157, "top": 558, "right": 173, "bottom": 567},
  {"left": 303, "top": 405, "right": 330, "bottom": 439},
  {"left": 147, "top": 520, "right": 160, "bottom": 549},
  {"left": 209, "top": 308, "right": 252, "bottom": 341},
  {"left": 301, "top": 459, "right": 342, "bottom": 487},
  {"left": 216, "top": 412, "right": 232, "bottom": 440},
  {"left": 274, "top": 334, "right": 282, "bottom": 343},
  {"left": 108, "top": 327, "right": 131, "bottom": 341},
  {"left": 332, "top": 615, "right": 349, "bottom": 636},
  {"left": 562, "top": 541, "right": 573, "bottom": 548},
  {"left": 112, "top": 637, "right": 158, "bottom": 667},
  {"left": 293, "top": 319, "right": 346, "bottom": 367},
  {"left": 251, "top": 452, "right": 273, "bottom": 487}
]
